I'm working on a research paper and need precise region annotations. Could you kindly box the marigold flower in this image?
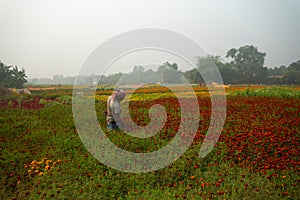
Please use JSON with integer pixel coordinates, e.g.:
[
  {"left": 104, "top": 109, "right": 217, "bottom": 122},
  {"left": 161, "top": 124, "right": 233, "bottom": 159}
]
[
  {"left": 45, "top": 165, "right": 51, "bottom": 170},
  {"left": 46, "top": 160, "right": 52, "bottom": 165}
]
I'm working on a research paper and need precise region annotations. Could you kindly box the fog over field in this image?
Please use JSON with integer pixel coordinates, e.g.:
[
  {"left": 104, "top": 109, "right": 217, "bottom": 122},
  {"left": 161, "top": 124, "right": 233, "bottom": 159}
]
[{"left": 0, "top": 0, "right": 299, "bottom": 80}]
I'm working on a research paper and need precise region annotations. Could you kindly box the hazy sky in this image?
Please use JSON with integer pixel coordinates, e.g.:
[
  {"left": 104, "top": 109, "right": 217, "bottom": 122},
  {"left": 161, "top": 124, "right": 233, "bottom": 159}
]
[{"left": 0, "top": 0, "right": 299, "bottom": 78}]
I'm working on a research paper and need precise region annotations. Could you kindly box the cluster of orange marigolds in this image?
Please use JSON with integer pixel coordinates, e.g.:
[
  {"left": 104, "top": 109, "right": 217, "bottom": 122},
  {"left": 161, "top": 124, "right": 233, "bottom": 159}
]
[{"left": 24, "top": 158, "right": 62, "bottom": 177}]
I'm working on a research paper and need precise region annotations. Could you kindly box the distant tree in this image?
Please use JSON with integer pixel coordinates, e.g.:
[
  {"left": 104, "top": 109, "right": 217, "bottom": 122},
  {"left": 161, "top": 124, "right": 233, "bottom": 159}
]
[
  {"left": 288, "top": 59, "right": 300, "bottom": 71},
  {"left": 131, "top": 65, "right": 145, "bottom": 84},
  {"left": 196, "top": 55, "right": 224, "bottom": 84},
  {"left": 11, "top": 66, "right": 27, "bottom": 88},
  {"left": 0, "top": 62, "right": 27, "bottom": 88},
  {"left": 217, "top": 62, "right": 240, "bottom": 84},
  {"left": 106, "top": 72, "right": 126, "bottom": 85},
  {"left": 98, "top": 75, "right": 107, "bottom": 85},
  {"left": 132, "top": 65, "right": 145, "bottom": 74},
  {"left": 0, "top": 61, "right": 12, "bottom": 87},
  {"left": 184, "top": 55, "right": 236, "bottom": 84},
  {"left": 157, "top": 62, "right": 182, "bottom": 83},
  {"left": 144, "top": 69, "right": 159, "bottom": 84},
  {"left": 268, "top": 65, "right": 286, "bottom": 76},
  {"left": 226, "top": 45, "right": 268, "bottom": 84},
  {"left": 282, "top": 60, "right": 300, "bottom": 84},
  {"left": 265, "top": 65, "right": 286, "bottom": 84},
  {"left": 183, "top": 68, "right": 202, "bottom": 84}
]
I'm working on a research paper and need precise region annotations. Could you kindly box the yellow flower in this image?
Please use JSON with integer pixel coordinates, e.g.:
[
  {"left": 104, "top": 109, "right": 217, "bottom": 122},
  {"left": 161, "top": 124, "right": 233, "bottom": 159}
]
[
  {"left": 45, "top": 160, "right": 52, "bottom": 165},
  {"left": 45, "top": 165, "right": 51, "bottom": 171}
]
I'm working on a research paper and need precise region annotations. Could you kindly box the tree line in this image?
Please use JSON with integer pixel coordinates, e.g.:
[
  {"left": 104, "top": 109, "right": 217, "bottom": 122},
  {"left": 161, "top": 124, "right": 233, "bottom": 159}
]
[
  {"left": 3, "top": 44, "right": 299, "bottom": 87},
  {"left": 99, "top": 45, "right": 300, "bottom": 85}
]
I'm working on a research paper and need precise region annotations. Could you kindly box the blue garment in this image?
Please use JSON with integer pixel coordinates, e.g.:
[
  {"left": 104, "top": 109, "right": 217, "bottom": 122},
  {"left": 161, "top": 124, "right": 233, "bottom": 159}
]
[{"left": 107, "top": 121, "right": 119, "bottom": 131}]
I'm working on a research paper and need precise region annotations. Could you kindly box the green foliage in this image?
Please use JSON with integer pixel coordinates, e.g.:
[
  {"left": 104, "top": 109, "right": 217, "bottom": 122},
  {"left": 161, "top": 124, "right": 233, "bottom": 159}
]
[
  {"left": 38, "top": 96, "right": 75, "bottom": 107},
  {"left": 57, "top": 95, "right": 72, "bottom": 104},
  {"left": 282, "top": 60, "right": 300, "bottom": 85},
  {"left": 226, "top": 45, "right": 268, "bottom": 84},
  {"left": 229, "top": 87, "right": 300, "bottom": 98},
  {"left": 38, "top": 98, "right": 61, "bottom": 107},
  {"left": 0, "top": 61, "right": 27, "bottom": 89},
  {"left": 157, "top": 62, "right": 182, "bottom": 84}
]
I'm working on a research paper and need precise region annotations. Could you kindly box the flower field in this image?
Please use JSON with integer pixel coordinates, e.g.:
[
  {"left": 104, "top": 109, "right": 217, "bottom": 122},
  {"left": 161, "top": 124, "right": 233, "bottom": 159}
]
[{"left": 0, "top": 86, "right": 299, "bottom": 199}]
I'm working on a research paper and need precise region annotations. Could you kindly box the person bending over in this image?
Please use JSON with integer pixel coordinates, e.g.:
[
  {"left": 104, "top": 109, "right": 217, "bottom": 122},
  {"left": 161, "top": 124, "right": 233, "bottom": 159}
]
[{"left": 106, "top": 89, "right": 127, "bottom": 131}]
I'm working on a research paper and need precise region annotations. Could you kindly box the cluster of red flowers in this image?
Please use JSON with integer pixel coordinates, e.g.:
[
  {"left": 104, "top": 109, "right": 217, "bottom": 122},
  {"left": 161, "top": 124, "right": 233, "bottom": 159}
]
[
  {"left": 127, "top": 95, "right": 299, "bottom": 173},
  {"left": 220, "top": 97, "right": 299, "bottom": 172},
  {"left": 0, "top": 97, "right": 44, "bottom": 110}
]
